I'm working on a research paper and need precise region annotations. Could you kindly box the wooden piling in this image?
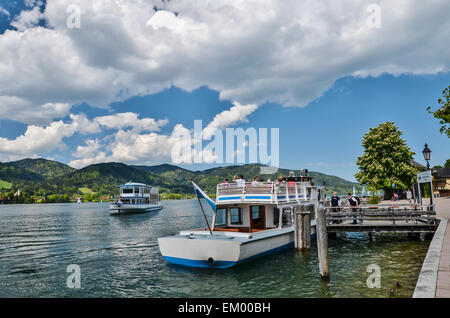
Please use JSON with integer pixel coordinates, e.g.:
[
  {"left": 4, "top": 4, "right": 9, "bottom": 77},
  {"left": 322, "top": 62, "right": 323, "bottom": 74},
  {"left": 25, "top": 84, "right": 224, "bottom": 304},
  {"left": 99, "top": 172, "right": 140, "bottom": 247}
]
[
  {"left": 315, "top": 203, "right": 330, "bottom": 281},
  {"left": 295, "top": 205, "right": 311, "bottom": 251}
]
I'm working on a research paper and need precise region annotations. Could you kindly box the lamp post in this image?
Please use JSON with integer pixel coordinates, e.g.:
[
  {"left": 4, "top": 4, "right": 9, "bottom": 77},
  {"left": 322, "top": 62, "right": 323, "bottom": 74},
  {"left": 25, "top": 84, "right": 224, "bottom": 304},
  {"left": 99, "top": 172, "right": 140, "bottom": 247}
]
[{"left": 422, "top": 143, "right": 433, "bottom": 207}]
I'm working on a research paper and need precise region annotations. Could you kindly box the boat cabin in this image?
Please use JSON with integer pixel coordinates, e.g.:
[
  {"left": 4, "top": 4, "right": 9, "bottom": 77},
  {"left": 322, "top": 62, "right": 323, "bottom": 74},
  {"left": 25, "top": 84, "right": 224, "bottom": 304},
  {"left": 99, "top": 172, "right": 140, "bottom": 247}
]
[
  {"left": 213, "top": 203, "right": 298, "bottom": 233},
  {"left": 118, "top": 182, "right": 159, "bottom": 204},
  {"left": 211, "top": 178, "right": 324, "bottom": 234}
]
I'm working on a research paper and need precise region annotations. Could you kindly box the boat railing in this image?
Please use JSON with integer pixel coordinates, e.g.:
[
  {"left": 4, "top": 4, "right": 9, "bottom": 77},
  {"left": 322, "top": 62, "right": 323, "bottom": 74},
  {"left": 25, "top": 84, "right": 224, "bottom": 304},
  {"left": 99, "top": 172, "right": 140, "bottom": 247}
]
[{"left": 216, "top": 181, "right": 314, "bottom": 203}]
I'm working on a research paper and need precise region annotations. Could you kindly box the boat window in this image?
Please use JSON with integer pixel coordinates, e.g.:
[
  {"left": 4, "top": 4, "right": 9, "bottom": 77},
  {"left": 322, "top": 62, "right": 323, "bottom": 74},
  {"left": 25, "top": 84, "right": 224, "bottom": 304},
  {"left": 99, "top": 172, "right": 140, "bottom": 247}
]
[
  {"left": 251, "top": 206, "right": 260, "bottom": 219},
  {"left": 230, "top": 208, "right": 243, "bottom": 225},
  {"left": 134, "top": 187, "right": 140, "bottom": 194},
  {"left": 274, "top": 208, "right": 280, "bottom": 227},
  {"left": 122, "top": 188, "right": 133, "bottom": 194},
  {"left": 250, "top": 206, "right": 265, "bottom": 230},
  {"left": 215, "top": 208, "right": 227, "bottom": 227},
  {"left": 282, "top": 208, "right": 292, "bottom": 227}
]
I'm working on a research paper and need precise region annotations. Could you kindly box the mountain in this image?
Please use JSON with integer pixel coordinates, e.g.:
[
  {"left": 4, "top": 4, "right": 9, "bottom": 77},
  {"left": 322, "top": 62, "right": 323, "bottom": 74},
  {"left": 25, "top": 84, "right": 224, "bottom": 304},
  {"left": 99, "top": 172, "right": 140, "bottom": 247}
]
[
  {"left": 0, "top": 162, "right": 44, "bottom": 183},
  {"left": 24, "top": 162, "right": 192, "bottom": 196},
  {"left": 1, "top": 159, "right": 360, "bottom": 198},
  {"left": 10, "top": 158, "right": 76, "bottom": 178}
]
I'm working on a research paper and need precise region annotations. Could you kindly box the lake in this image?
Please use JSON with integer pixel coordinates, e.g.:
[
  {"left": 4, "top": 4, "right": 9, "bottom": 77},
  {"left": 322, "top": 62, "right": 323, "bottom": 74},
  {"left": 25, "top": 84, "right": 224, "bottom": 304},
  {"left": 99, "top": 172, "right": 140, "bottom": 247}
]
[{"left": 0, "top": 200, "right": 429, "bottom": 298}]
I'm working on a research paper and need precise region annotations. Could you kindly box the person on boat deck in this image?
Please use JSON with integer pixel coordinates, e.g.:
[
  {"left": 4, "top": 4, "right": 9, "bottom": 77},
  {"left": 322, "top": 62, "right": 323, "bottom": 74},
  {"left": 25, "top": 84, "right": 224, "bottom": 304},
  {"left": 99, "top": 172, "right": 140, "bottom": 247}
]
[
  {"left": 252, "top": 176, "right": 260, "bottom": 186},
  {"left": 347, "top": 193, "right": 359, "bottom": 224},
  {"left": 331, "top": 192, "right": 342, "bottom": 224},
  {"left": 232, "top": 175, "right": 238, "bottom": 182},
  {"left": 275, "top": 176, "right": 283, "bottom": 185},
  {"left": 236, "top": 175, "right": 246, "bottom": 187},
  {"left": 221, "top": 179, "right": 230, "bottom": 187}
]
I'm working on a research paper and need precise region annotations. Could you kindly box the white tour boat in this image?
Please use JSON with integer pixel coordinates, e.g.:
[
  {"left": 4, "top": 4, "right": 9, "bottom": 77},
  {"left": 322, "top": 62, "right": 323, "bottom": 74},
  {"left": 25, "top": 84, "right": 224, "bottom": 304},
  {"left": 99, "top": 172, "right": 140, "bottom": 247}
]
[
  {"left": 109, "top": 182, "right": 162, "bottom": 215},
  {"left": 158, "top": 175, "right": 325, "bottom": 268}
]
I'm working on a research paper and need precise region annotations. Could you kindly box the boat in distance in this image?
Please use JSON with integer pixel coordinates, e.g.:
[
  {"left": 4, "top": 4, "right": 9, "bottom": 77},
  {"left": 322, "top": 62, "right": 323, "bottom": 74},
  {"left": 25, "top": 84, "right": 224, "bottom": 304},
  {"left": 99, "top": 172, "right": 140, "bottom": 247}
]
[
  {"left": 158, "top": 175, "right": 326, "bottom": 268},
  {"left": 109, "top": 182, "right": 162, "bottom": 215}
]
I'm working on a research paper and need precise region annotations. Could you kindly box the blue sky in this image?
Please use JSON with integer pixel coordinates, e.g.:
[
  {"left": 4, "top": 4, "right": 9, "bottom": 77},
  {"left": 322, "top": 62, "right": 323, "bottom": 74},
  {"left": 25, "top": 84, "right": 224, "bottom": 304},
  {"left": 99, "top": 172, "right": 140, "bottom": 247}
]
[{"left": 0, "top": 1, "right": 449, "bottom": 182}]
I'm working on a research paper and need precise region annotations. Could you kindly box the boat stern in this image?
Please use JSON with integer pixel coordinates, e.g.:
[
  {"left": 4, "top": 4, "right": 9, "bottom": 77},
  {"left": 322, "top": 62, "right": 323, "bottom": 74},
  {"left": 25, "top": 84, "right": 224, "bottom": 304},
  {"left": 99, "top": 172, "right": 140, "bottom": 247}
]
[{"left": 158, "top": 234, "right": 242, "bottom": 268}]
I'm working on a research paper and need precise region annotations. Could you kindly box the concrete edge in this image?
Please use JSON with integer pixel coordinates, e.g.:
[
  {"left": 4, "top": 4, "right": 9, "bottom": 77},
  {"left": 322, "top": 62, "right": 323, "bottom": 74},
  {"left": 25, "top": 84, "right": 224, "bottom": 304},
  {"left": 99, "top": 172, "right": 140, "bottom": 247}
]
[{"left": 413, "top": 218, "right": 448, "bottom": 298}]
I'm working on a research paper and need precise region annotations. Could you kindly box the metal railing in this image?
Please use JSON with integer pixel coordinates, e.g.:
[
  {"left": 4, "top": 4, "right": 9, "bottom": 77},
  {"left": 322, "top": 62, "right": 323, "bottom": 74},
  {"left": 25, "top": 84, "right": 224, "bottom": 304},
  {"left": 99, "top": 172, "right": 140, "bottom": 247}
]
[
  {"left": 216, "top": 181, "right": 313, "bottom": 203},
  {"left": 323, "top": 204, "right": 437, "bottom": 225}
]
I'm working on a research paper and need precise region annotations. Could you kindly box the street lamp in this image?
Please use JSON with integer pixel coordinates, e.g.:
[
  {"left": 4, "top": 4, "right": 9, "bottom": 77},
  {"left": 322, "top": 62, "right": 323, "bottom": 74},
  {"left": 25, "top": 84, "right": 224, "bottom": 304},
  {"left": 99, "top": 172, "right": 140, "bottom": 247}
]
[
  {"left": 422, "top": 143, "right": 433, "bottom": 207},
  {"left": 422, "top": 143, "right": 431, "bottom": 169}
]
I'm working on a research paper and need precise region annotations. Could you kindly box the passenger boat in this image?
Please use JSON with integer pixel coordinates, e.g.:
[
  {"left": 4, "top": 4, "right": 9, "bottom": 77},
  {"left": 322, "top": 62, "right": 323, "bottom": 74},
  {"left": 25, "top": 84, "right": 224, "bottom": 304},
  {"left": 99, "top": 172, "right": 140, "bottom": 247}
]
[
  {"left": 158, "top": 175, "right": 326, "bottom": 268},
  {"left": 109, "top": 182, "right": 162, "bottom": 215}
]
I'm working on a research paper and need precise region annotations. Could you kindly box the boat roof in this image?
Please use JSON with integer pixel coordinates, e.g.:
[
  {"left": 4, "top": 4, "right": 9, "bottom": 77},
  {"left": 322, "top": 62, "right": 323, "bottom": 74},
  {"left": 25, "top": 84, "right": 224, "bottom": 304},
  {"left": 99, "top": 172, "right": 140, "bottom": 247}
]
[{"left": 120, "top": 182, "right": 152, "bottom": 188}]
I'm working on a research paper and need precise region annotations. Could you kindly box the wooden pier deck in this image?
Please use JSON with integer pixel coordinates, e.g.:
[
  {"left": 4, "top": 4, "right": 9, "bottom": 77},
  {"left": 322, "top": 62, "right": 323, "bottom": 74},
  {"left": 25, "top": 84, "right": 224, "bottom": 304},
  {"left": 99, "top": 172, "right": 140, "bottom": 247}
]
[{"left": 324, "top": 205, "right": 438, "bottom": 235}]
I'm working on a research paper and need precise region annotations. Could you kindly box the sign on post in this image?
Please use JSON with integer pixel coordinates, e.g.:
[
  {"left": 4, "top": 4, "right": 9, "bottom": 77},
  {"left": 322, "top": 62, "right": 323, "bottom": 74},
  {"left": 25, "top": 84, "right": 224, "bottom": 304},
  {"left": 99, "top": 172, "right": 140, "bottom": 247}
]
[{"left": 417, "top": 171, "right": 432, "bottom": 184}]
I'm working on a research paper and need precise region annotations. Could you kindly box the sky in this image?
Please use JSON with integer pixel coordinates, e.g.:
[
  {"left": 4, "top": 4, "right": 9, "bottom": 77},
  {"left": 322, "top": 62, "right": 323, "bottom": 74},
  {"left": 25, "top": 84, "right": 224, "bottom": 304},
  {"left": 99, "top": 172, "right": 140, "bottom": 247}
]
[{"left": 0, "top": 0, "right": 449, "bottom": 182}]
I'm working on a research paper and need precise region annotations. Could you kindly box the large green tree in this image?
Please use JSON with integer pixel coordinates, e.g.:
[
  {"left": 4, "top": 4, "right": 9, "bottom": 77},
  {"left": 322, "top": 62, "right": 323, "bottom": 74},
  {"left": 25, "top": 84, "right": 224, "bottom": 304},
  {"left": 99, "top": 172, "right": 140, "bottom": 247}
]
[
  {"left": 355, "top": 122, "right": 417, "bottom": 197},
  {"left": 427, "top": 85, "right": 450, "bottom": 138}
]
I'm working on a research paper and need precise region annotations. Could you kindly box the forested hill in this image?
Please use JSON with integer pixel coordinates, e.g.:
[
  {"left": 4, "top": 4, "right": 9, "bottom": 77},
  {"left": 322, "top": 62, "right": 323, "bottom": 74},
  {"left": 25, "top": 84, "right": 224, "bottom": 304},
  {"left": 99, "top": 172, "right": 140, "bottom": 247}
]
[{"left": 0, "top": 159, "right": 361, "bottom": 199}]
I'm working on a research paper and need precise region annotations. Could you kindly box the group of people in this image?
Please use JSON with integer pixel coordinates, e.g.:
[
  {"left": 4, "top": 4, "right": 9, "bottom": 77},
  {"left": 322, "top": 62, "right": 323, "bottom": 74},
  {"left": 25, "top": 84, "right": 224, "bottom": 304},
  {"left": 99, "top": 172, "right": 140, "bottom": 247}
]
[
  {"left": 220, "top": 175, "right": 294, "bottom": 188},
  {"left": 331, "top": 192, "right": 361, "bottom": 224}
]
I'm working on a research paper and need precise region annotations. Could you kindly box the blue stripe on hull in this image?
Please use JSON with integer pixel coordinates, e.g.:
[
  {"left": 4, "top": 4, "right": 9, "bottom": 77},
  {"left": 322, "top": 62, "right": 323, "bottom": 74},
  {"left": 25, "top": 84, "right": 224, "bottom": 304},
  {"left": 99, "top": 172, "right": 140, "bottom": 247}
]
[{"left": 162, "top": 233, "right": 316, "bottom": 269}]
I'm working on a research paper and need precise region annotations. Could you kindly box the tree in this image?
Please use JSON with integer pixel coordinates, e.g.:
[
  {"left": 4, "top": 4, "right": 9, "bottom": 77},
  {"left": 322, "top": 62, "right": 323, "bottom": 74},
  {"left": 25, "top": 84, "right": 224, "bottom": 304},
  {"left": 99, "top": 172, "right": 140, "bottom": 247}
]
[
  {"left": 427, "top": 85, "right": 450, "bottom": 138},
  {"left": 355, "top": 122, "right": 417, "bottom": 199},
  {"left": 445, "top": 159, "right": 450, "bottom": 169}
]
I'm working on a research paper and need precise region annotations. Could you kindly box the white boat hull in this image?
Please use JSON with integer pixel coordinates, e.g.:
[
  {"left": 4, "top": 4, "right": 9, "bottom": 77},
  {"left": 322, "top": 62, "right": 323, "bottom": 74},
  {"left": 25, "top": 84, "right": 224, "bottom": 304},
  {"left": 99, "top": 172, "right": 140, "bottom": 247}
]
[
  {"left": 109, "top": 203, "right": 163, "bottom": 215},
  {"left": 158, "top": 225, "right": 316, "bottom": 268}
]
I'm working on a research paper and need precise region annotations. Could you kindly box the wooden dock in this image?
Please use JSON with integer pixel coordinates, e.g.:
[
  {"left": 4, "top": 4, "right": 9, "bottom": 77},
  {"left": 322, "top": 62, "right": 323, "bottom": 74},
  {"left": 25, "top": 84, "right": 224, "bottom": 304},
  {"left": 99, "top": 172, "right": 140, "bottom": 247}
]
[{"left": 325, "top": 205, "right": 438, "bottom": 235}]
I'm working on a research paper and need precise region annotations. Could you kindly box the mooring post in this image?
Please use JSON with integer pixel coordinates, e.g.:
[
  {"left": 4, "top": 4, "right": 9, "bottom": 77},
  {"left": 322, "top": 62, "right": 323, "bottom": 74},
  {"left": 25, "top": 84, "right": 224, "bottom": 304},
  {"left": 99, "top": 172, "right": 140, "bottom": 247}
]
[
  {"left": 295, "top": 205, "right": 312, "bottom": 251},
  {"left": 315, "top": 203, "right": 330, "bottom": 281}
]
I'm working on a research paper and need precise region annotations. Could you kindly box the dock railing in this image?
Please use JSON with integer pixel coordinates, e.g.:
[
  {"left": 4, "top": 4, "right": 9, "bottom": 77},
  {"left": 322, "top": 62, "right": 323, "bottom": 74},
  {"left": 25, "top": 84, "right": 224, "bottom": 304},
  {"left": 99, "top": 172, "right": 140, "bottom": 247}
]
[{"left": 324, "top": 203, "right": 438, "bottom": 227}]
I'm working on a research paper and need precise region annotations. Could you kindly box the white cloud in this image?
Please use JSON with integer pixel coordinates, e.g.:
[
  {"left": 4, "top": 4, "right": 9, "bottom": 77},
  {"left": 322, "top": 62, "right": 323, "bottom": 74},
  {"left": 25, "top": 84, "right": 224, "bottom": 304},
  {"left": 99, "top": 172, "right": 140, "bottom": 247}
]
[
  {"left": 0, "top": 120, "right": 77, "bottom": 161},
  {"left": 1, "top": 0, "right": 450, "bottom": 125},
  {"left": 0, "top": 112, "right": 169, "bottom": 162},
  {"left": 94, "top": 112, "right": 169, "bottom": 132},
  {"left": 0, "top": 6, "right": 10, "bottom": 17},
  {"left": 203, "top": 102, "right": 258, "bottom": 139},
  {"left": 11, "top": 6, "right": 44, "bottom": 31}
]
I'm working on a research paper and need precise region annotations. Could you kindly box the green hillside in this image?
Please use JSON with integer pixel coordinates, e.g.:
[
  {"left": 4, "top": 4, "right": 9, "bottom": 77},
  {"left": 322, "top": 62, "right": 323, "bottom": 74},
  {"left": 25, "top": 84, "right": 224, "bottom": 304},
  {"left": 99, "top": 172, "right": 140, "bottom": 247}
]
[
  {"left": 10, "top": 158, "right": 76, "bottom": 178},
  {"left": 23, "top": 162, "right": 192, "bottom": 197},
  {"left": 0, "top": 162, "right": 44, "bottom": 182}
]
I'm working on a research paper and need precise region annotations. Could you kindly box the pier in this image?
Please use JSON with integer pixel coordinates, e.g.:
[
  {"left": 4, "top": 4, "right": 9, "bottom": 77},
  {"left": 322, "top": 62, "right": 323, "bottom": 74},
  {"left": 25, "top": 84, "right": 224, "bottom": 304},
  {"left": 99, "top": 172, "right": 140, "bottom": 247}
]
[
  {"left": 297, "top": 199, "right": 446, "bottom": 287},
  {"left": 325, "top": 205, "right": 438, "bottom": 236}
]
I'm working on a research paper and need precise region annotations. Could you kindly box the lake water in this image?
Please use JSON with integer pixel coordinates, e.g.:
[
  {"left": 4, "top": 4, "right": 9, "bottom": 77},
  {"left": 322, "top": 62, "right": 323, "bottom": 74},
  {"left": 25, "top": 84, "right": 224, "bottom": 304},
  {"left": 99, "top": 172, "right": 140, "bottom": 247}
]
[{"left": 0, "top": 200, "right": 430, "bottom": 298}]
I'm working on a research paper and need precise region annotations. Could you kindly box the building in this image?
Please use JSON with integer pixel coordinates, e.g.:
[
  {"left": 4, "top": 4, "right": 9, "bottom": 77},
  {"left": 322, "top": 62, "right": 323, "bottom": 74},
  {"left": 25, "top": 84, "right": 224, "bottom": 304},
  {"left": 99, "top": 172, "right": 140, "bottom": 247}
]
[{"left": 433, "top": 168, "right": 450, "bottom": 197}]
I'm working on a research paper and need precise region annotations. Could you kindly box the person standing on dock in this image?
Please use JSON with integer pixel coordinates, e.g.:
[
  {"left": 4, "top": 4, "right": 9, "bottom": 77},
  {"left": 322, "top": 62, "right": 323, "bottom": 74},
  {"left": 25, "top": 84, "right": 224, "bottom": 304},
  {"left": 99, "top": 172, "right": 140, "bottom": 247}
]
[
  {"left": 347, "top": 193, "right": 360, "bottom": 224},
  {"left": 331, "top": 192, "right": 342, "bottom": 224}
]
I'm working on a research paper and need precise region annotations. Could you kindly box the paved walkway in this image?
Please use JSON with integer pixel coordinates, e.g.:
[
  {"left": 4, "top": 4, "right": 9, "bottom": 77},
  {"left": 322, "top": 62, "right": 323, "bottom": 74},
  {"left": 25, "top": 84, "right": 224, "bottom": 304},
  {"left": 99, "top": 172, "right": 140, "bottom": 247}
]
[{"left": 416, "top": 197, "right": 450, "bottom": 298}]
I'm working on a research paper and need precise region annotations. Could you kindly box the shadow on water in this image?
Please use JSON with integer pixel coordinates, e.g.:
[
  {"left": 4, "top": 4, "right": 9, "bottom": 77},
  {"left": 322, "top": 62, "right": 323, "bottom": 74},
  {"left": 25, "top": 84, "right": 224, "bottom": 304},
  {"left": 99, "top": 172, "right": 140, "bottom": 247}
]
[{"left": 0, "top": 201, "right": 431, "bottom": 298}]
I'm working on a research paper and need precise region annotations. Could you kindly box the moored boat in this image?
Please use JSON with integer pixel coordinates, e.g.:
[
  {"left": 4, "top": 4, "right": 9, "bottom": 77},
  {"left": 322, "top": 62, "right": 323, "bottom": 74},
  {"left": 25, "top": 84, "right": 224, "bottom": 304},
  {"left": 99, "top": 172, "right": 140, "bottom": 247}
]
[
  {"left": 109, "top": 182, "right": 162, "bottom": 215},
  {"left": 158, "top": 175, "right": 325, "bottom": 268}
]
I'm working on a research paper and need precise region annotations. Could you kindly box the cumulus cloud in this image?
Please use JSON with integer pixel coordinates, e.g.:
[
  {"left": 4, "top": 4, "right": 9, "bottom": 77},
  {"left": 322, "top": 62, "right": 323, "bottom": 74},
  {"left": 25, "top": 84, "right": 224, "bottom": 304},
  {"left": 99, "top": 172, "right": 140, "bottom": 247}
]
[
  {"left": 0, "top": 120, "right": 78, "bottom": 161},
  {"left": 203, "top": 102, "right": 258, "bottom": 139},
  {"left": 1, "top": 0, "right": 450, "bottom": 125},
  {"left": 0, "top": 112, "right": 170, "bottom": 162},
  {"left": 11, "top": 6, "right": 44, "bottom": 31}
]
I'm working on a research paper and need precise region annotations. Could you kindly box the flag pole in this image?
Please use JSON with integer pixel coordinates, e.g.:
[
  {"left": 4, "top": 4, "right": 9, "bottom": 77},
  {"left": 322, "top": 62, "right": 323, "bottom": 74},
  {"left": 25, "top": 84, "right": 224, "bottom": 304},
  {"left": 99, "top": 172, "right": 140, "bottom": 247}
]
[
  {"left": 191, "top": 179, "right": 213, "bottom": 235},
  {"left": 197, "top": 195, "right": 213, "bottom": 235}
]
